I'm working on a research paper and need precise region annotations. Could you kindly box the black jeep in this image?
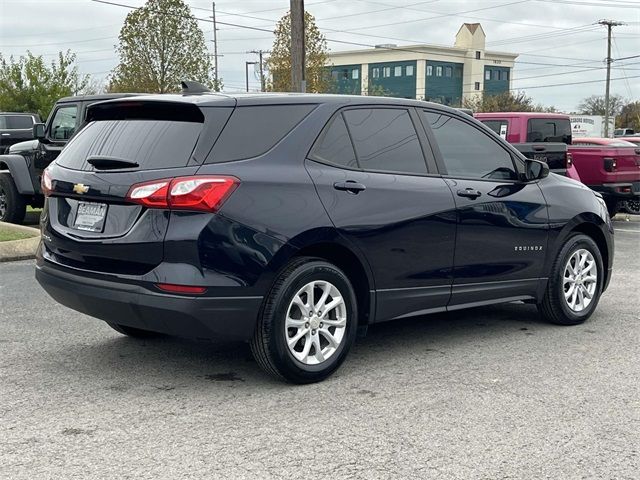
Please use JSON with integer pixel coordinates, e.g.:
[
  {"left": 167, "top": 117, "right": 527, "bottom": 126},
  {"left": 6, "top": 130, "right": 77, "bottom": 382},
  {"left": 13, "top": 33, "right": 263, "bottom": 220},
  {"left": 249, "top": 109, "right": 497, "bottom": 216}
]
[{"left": 0, "top": 94, "right": 137, "bottom": 223}]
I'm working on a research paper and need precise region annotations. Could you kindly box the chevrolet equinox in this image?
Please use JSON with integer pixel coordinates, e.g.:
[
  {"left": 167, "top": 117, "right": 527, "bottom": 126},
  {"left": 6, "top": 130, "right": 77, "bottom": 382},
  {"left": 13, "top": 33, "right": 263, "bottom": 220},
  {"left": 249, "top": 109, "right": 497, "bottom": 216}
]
[{"left": 35, "top": 91, "right": 614, "bottom": 383}]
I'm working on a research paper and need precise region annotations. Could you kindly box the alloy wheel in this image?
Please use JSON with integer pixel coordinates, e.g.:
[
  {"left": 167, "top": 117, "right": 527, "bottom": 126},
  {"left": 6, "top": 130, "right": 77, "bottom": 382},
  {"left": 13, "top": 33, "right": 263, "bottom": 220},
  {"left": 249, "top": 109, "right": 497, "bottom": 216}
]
[
  {"left": 285, "top": 280, "right": 347, "bottom": 365},
  {"left": 563, "top": 248, "right": 597, "bottom": 313}
]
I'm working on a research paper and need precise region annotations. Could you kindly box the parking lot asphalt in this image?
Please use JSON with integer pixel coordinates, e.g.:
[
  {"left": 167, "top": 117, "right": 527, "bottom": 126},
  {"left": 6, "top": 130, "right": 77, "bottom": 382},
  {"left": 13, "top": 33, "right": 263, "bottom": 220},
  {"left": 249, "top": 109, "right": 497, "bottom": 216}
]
[{"left": 1, "top": 218, "right": 638, "bottom": 479}]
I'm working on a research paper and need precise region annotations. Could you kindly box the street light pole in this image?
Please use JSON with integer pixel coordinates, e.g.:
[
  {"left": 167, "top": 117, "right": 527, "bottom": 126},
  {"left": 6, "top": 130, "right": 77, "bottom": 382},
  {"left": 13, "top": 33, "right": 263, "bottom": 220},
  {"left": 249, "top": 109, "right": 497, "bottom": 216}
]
[{"left": 245, "top": 61, "right": 257, "bottom": 92}]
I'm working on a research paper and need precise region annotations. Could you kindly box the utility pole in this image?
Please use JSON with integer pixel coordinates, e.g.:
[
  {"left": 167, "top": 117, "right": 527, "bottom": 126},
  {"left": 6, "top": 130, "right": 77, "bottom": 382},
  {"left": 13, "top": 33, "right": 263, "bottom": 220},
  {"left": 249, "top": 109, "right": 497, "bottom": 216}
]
[
  {"left": 212, "top": 2, "right": 219, "bottom": 90},
  {"left": 249, "top": 50, "right": 271, "bottom": 92},
  {"left": 290, "top": 0, "right": 305, "bottom": 92},
  {"left": 598, "top": 19, "right": 624, "bottom": 137},
  {"left": 245, "top": 61, "right": 257, "bottom": 92}
]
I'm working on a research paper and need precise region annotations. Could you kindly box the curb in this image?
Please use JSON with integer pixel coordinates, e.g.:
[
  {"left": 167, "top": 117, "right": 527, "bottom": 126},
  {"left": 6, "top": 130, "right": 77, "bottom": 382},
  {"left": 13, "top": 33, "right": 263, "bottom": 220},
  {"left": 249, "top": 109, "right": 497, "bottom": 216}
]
[
  {"left": 0, "top": 222, "right": 40, "bottom": 262},
  {"left": 612, "top": 213, "right": 639, "bottom": 223}
]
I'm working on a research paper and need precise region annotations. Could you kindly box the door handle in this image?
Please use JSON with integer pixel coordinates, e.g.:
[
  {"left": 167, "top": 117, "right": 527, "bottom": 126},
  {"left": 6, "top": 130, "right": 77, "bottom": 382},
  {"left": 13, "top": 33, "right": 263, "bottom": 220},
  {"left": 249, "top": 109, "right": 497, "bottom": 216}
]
[
  {"left": 457, "top": 188, "right": 482, "bottom": 199},
  {"left": 333, "top": 181, "right": 366, "bottom": 194}
]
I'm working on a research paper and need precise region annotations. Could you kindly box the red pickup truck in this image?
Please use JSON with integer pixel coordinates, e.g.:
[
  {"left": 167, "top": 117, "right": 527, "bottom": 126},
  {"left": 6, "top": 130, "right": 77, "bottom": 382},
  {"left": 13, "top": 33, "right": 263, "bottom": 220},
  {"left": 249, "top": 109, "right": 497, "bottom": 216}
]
[{"left": 475, "top": 112, "right": 640, "bottom": 217}]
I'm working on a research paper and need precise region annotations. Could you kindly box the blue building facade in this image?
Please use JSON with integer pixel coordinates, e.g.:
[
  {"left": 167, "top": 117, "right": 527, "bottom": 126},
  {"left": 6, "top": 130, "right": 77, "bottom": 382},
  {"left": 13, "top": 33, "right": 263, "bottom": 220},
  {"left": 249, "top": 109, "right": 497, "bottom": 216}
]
[
  {"left": 424, "top": 60, "right": 464, "bottom": 106},
  {"left": 483, "top": 66, "right": 510, "bottom": 95}
]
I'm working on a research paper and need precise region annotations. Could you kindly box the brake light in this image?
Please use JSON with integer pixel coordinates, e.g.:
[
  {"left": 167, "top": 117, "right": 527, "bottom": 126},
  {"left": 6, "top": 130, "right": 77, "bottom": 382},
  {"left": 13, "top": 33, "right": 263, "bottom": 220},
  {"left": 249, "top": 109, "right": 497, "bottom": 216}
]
[
  {"left": 156, "top": 283, "right": 207, "bottom": 294},
  {"left": 126, "top": 176, "right": 239, "bottom": 212},
  {"left": 41, "top": 169, "right": 53, "bottom": 196},
  {"left": 603, "top": 157, "right": 617, "bottom": 172},
  {"left": 566, "top": 152, "right": 573, "bottom": 168}
]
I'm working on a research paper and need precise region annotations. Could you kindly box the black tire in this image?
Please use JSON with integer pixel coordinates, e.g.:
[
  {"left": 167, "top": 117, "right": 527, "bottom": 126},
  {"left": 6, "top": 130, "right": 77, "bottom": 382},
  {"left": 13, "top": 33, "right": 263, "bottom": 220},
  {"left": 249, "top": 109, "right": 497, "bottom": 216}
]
[
  {"left": 538, "top": 234, "right": 604, "bottom": 325},
  {"left": 250, "top": 257, "right": 358, "bottom": 384},
  {"left": 107, "top": 322, "right": 160, "bottom": 338},
  {"left": 623, "top": 199, "right": 640, "bottom": 215},
  {"left": 0, "top": 173, "right": 27, "bottom": 224}
]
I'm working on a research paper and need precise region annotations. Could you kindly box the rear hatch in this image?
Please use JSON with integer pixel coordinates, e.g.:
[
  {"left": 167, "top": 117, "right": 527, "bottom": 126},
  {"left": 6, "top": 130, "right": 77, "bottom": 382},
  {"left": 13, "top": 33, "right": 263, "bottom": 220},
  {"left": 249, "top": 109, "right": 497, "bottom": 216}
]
[
  {"left": 513, "top": 142, "right": 569, "bottom": 172},
  {"left": 42, "top": 98, "right": 234, "bottom": 275}
]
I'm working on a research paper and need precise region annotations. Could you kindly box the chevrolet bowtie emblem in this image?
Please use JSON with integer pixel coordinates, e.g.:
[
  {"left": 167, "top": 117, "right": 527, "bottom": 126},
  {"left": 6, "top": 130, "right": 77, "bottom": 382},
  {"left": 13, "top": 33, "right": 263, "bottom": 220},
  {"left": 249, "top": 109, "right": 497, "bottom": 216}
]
[{"left": 73, "top": 183, "right": 89, "bottom": 194}]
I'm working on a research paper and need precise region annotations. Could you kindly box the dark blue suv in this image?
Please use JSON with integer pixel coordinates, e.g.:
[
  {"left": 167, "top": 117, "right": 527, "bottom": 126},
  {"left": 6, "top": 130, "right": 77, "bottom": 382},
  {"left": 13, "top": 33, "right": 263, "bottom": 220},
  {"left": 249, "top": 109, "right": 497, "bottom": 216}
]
[{"left": 35, "top": 92, "right": 614, "bottom": 383}]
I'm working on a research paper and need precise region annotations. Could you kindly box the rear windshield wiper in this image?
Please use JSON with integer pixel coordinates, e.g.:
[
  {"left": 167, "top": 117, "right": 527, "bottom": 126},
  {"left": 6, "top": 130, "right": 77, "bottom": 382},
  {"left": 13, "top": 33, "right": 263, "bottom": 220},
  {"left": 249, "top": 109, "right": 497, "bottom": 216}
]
[{"left": 86, "top": 156, "right": 139, "bottom": 170}]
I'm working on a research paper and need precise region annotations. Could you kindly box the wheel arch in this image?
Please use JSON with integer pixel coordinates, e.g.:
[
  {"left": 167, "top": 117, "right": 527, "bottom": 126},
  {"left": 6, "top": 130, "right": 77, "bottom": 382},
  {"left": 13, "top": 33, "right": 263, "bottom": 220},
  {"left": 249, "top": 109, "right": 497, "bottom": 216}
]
[
  {"left": 548, "top": 213, "right": 612, "bottom": 292},
  {"left": 569, "top": 221, "right": 611, "bottom": 290},
  {"left": 292, "top": 242, "right": 374, "bottom": 325},
  {"left": 262, "top": 228, "right": 376, "bottom": 326},
  {"left": 0, "top": 155, "right": 35, "bottom": 194}
]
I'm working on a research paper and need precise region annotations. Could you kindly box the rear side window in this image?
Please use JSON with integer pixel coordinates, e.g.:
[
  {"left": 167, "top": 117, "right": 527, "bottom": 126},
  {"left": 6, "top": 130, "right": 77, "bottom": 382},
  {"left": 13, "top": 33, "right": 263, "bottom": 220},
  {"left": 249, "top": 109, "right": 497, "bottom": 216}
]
[
  {"left": 342, "top": 108, "right": 427, "bottom": 175},
  {"left": 0, "top": 115, "right": 34, "bottom": 129},
  {"left": 206, "top": 104, "right": 316, "bottom": 163},
  {"left": 527, "top": 118, "right": 571, "bottom": 144},
  {"left": 309, "top": 114, "right": 357, "bottom": 168},
  {"left": 424, "top": 111, "right": 518, "bottom": 181},
  {"left": 56, "top": 120, "right": 202, "bottom": 170}
]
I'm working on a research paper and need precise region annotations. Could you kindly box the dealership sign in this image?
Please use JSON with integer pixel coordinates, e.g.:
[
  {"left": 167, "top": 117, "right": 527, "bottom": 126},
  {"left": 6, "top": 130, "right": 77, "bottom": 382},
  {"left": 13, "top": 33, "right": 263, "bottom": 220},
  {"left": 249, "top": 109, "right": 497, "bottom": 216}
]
[{"left": 570, "top": 115, "right": 616, "bottom": 138}]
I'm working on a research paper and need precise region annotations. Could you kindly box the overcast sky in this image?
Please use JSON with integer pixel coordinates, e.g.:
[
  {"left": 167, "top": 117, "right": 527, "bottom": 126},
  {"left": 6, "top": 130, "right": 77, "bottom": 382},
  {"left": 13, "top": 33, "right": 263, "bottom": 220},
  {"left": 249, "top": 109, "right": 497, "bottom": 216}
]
[{"left": 1, "top": 0, "right": 638, "bottom": 112}]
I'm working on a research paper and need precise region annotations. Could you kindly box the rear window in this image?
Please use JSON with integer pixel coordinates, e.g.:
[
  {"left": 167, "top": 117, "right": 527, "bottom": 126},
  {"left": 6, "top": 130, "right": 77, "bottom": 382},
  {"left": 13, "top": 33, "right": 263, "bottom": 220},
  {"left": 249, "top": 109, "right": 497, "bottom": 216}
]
[
  {"left": 481, "top": 119, "right": 509, "bottom": 139},
  {"left": 56, "top": 119, "right": 202, "bottom": 171},
  {"left": 527, "top": 118, "right": 571, "bottom": 144},
  {"left": 0, "top": 115, "right": 34, "bottom": 129},
  {"left": 206, "top": 104, "right": 316, "bottom": 163}
]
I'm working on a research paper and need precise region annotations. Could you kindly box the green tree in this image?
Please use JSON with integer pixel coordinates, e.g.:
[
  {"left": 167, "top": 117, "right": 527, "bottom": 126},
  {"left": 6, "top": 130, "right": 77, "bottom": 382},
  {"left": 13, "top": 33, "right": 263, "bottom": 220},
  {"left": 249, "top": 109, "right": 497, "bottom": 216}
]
[
  {"left": 463, "top": 91, "right": 555, "bottom": 113},
  {"left": 0, "top": 51, "right": 89, "bottom": 119},
  {"left": 108, "top": 0, "right": 218, "bottom": 93},
  {"left": 267, "top": 11, "right": 330, "bottom": 93},
  {"left": 617, "top": 101, "right": 640, "bottom": 131},
  {"left": 577, "top": 94, "right": 626, "bottom": 117}
]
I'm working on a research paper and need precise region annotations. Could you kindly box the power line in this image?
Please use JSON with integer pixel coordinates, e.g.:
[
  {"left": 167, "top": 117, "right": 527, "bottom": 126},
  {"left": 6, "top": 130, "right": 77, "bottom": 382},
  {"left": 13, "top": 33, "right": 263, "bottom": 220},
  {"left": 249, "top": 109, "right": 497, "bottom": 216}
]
[{"left": 89, "top": 0, "right": 639, "bottom": 91}]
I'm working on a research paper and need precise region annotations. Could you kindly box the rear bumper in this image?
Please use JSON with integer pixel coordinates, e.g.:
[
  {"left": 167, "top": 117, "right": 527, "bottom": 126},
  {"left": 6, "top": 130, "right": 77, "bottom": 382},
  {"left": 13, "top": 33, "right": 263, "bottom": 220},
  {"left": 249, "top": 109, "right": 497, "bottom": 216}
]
[
  {"left": 589, "top": 182, "right": 640, "bottom": 200},
  {"left": 35, "top": 260, "right": 263, "bottom": 342}
]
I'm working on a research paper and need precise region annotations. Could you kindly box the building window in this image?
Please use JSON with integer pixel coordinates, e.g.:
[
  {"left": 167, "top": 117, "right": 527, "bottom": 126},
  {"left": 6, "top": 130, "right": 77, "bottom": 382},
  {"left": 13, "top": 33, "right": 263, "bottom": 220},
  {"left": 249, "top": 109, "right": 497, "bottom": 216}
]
[
  {"left": 383, "top": 66, "right": 391, "bottom": 77},
  {"left": 426, "top": 65, "right": 433, "bottom": 76},
  {"left": 475, "top": 51, "right": 481, "bottom": 60},
  {"left": 501, "top": 70, "right": 509, "bottom": 81},
  {"left": 493, "top": 70, "right": 500, "bottom": 80},
  {"left": 352, "top": 69, "right": 359, "bottom": 80},
  {"left": 331, "top": 71, "right": 339, "bottom": 80},
  {"left": 445, "top": 66, "right": 452, "bottom": 77},
  {"left": 372, "top": 68, "right": 379, "bottom": 78},
  {"left": 394, "top": 66, "right": 402, "bottom": 77},
  {"left": 485, "top": 70, "right": 491, "bottom": 81},
  {"left": 436, "top": 66, "right": 442, "bottom": 77},
  {"left": 406, "top": 65, "right": 414, "bottom": 76},
  {"left": 455, "top": 67, "right": 462, "bottom": 78},
  {"left": 475, "top": 82, "right": 480, "bottom": 90}
]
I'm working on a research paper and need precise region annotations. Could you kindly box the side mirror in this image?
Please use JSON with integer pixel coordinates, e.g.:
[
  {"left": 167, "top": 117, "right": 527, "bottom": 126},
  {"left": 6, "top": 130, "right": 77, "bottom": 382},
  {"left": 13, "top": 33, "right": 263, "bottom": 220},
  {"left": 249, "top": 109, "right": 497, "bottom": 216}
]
[
  {"left": 524, "top": 158, "right": 549, "bottom": 181},
  {"left": 33, "top": 123, "right": 46, "bottom": 140}
]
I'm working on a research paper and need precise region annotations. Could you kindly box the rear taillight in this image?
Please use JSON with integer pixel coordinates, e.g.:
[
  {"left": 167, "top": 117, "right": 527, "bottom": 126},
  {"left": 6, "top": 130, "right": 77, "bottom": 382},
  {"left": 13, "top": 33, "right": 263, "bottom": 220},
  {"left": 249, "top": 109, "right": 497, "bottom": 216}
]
[
  {"left": 603, "top": 157, "right": 617, "bottom": 172},
  {"left": 566, "top": 152, "right": 573, "bottom": 168},
  {"left": 126, "top": 176, "right": 239, "bottom": 212},
  {"left": 41, "top": 168, "right": 53, "bottom": 196}
]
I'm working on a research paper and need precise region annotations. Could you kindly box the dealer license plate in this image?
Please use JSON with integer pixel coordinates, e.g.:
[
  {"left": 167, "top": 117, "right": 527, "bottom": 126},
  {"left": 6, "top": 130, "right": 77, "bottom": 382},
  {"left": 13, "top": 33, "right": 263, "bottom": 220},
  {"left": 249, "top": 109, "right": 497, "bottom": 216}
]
[{"left": 73, "top": 202, "right": 107, "bottom": 232}]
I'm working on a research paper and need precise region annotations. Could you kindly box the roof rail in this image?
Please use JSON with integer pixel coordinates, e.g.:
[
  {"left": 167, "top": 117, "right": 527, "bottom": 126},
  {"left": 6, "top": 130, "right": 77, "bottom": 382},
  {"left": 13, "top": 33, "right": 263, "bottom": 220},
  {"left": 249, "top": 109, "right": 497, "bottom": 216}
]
[{"left": 181, "top": 80, "right": 211, "bottom": 94}]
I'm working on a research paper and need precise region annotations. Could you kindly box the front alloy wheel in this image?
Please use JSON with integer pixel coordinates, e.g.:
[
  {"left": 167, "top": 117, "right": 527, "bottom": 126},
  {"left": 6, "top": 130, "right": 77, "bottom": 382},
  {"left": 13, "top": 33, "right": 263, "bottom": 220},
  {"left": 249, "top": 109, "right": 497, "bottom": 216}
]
[
  {"left": 538, "top": 234, "right": 603, "bottom": 325},
  {"left": 562, "top": 249, "right": 598, "bottom": 313}
]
